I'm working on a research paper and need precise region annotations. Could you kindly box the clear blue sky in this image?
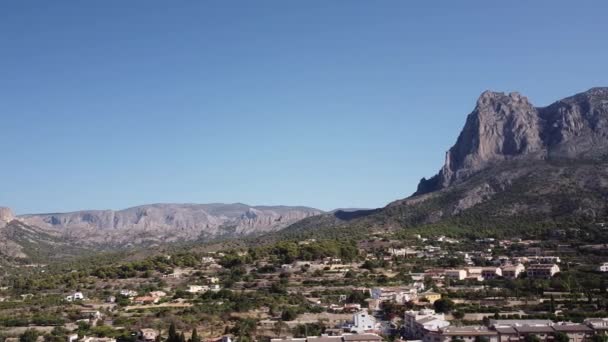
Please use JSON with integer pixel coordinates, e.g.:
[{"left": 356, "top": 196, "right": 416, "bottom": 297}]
[{"left": 1, "top": 1, "right": 607, "bottom": 214}]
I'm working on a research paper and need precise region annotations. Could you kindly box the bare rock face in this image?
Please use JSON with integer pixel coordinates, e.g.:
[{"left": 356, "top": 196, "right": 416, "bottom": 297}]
[
  {"left": 0, "top": 207, "right": 14, "bottom": 224},
  {"left": 540, "top": 87, "right": 608, "bottom": 157},
  {"left": 20, "top": 203, "right": 323, "bottom": 245},
  {"left": 416, "top": 87, "right": 608, "bottom": 194}
]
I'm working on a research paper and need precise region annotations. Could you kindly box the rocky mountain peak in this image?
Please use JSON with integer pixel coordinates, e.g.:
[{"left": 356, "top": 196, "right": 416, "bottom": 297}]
[
  {"left": 477, "top": 90, "right": 529, "bottom": 106},
  {"left": 416, "top": 87, "right": 608, "bottom": 195}
]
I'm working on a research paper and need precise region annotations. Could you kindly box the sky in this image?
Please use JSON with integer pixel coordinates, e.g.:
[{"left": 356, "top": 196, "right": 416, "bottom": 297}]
[{"left": 1, "top": 1, "right": 607, "bottom": 214}]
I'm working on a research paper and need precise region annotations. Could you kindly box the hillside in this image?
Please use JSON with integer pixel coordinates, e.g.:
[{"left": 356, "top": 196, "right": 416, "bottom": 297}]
[
  {"left": 276, "top": 88, "right": 608, "bottom": 240},
  {"left": 0, "top": 220, "right": 88, "bottom": 263}
]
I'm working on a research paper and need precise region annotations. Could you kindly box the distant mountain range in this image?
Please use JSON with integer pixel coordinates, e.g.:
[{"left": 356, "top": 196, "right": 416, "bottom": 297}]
[
  {"left": 0, "top": 204, "right": 322, "bottom": 254},
  {"left": 279, "top": 87, "right": 608, "bottom": 239}
]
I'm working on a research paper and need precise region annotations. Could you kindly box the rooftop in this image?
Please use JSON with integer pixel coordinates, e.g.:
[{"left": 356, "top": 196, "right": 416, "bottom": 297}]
[
  {"left": 494, "top": 327, "right": 517, "bottom": 334},
  {"left": 514, "top": 326, "right": 555, "bottom": 334},
  {"left": 308, "top": 337, "right": 343, "bottom": 342},
  {"left": 439, "top": 327, "right": 497, "bottom": 336},
  {"left": 527, "top": 264, "right": 557, "bottom": 269},
  {"left": 552, "top": 324, "right": 593, "bottom": 333},
  {"left": 272, "top": 335, "right": 383, "bottom": 342},
  {"left": 490, "top": 319, "right": 553, "bottom": 327},
  {"left": 342, "top": 335, "right": 383, "bottom": 341}
]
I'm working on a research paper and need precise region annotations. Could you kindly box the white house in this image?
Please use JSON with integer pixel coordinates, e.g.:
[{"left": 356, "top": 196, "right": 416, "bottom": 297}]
[
  {"left": 597, "top": 262, "right": 608, "bottom": 272},
  {"left": 370, "top": 287, "right": 416, "bottom": 304},
  {"left": 187, "top": 285, "right": 209, "bottom": 294},
  {"left": 388, "top": 248, "right": 418, "bottom": 258},
  {"left": 66, "top": 292, "right": 85, "bottom": 302},
  {"left": 138, "top": 329, "right": 158, "bottom": 342},
  {"left": 352, "top": 310, "right": 377, "bottom": 333},
  {"left": 404, "top": 309, "right": 450, "bottom": 339},
  {"left": 120, "top": 289, "right": 138, "bottom": 297},
  {"left": 201, "top": 256, "right": 216, "bottom": 264},
  {"left": 412, "top": 281, "right": 425, "bottom": 291}
]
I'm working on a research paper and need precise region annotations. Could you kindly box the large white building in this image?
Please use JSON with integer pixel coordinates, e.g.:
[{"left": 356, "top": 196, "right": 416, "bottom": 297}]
[{"left": 351, "top": 310, "right": 377, "bottom": 333}]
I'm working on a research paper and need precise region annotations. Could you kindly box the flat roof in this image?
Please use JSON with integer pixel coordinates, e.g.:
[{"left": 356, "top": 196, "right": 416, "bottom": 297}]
[
  {"left": 440, "top": 327, "right": 497, "bottom": 336},
  {"left": 527, "top": 264, "right": 557, "bottom": 269},
  {"left": 552, "top": 325, "right": 593, "bottom": 332},
  {"left": 491, "top": 319, "right": 553, "bottom": 327},
  {"left": 494, "top": 327, "right": 517, "bottom": 334},
  {"left": 342, "top": 335, "right": 383, "bottom": 341},
  {"left": 514, "top": 326, "right": 555, "bottom": 334},
  {"left": 308, "top": 337, "right": 343, "bottom": 342}
]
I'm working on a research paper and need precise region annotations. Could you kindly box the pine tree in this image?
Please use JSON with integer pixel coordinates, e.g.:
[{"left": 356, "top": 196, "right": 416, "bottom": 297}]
[
  {"left": 179, "top": 332, "right": 186, "bottom": 342},
  {"left": 168, "top": 323, "right": 178, "bottom": 342},
  {"left": 190, "top": 329, "right": 201, "bottom": 342}
]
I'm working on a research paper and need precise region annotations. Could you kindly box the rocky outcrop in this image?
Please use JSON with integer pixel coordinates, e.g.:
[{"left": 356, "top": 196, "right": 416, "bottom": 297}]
[
  {"left": 19, "top": 203, "right": 323, "bottom": 245},
  {"left": 0, "top": 207, "right": 14, "bottom": 225},
  {"left": 416, "top": 87, "right": 608, "bottom": 194}
]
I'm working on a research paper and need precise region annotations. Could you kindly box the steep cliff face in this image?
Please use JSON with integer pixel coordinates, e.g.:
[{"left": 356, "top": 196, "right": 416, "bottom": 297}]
[
  {"left": 540, "top": 87, "right": 608, "bottom": 157},
  {"left": 416, "top": 87, "right": 608, "bottom": 194},
  {"left": 19, "top": 203, "right": 323, "bottom": 245}
]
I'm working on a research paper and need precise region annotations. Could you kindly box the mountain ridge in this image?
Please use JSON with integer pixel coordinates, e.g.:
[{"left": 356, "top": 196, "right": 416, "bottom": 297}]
[{"left": 15, "top": 202, "right": 324, "bottom": 246}]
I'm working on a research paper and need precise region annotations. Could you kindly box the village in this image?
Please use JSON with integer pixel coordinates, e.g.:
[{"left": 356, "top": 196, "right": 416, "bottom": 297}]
[{"left": 2, "top": 229, "right": 608, "bottom": 342}]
